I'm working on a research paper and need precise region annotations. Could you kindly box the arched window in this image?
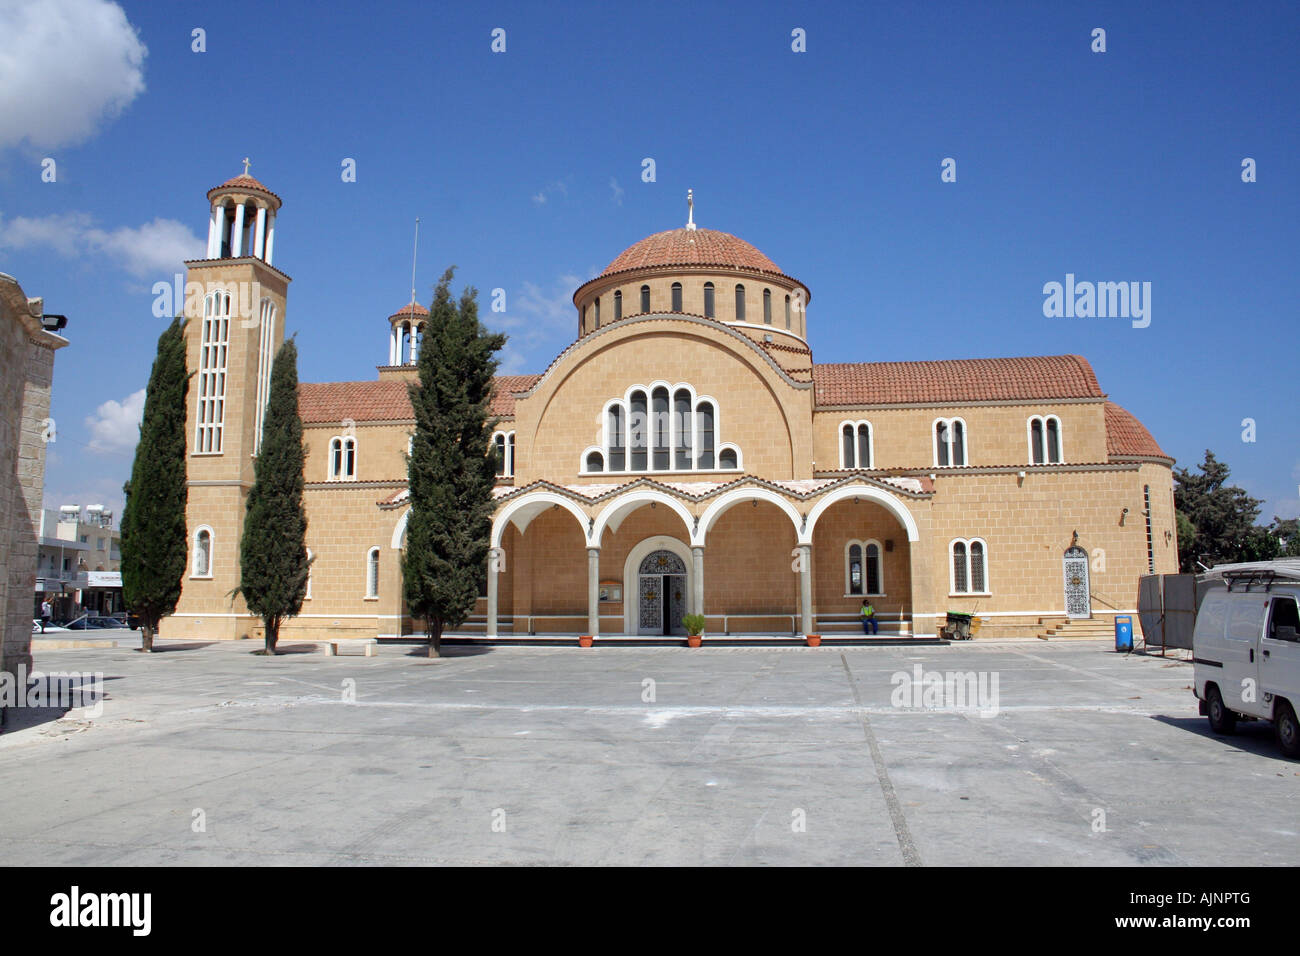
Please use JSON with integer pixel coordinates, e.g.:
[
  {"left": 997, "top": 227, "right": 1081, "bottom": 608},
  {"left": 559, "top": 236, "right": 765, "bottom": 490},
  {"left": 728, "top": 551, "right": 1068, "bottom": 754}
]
[
  {"left": 593, "top": 386, "right": 737, "bottom": 473},
  {"left": 491, "top": 431, "right": 515, "bottom": 477},
  {"left": 703, "top": 282, "right": 715, "bottom": 318},
  {"left": 196, "top": 291, "right": 231, "bottom": 453},
  {"left": 846, "top": 540, "right": 883, "bottom": 595},
  {"left": 640, "top": 285, "right": 650, "bottom": 313},
  {"left": 784, "top": 294, "right": 791, "bottom": 330},
  {"left": 840, "top": 421, "right": 873, "bottom": 468},
  {"left": 763, "top": 288, "right": 772, "bottom": 324},
  {"left": 673, "top": 388, "right": 692, "bottom": 469},
  {"left": 366, "top": 547, "right": 379, "bottom": 599},
  {"left": 193, "top": 527, "right": 212, "bottom": 578},
  {"left": 594, "top": 298, "right": 600, "bottom": 329},
  {"left": 630, "top": 390, "right": 648, "bottom": 470},
  {"left": 734, "top": 285, "right": 746, "bottom": 321},
  {"left": 671, "top": 282, "right": 683, "bottom": 313},
  {"left": 608, "top": 406, "right": 625, "bottom": 470},
  {"left": 1028, "top": 415, "right": 1063, "bottom": 464},
  {"left": 935, "top": 418, "right": 967, "bottom": 467},
  {"left": 950, "top": 538, "right": 990, "bottom": 594},
  {"left": 698, "top": 401, "right": 715, "bottom": 469},
  {"left": 651, "top": 387, "right": 670, "bottom": 469},
  {"left": 329, "top": 437, "right": 357, "bottom": 480},
  {"left": 614, "top": 290, "right": 622, "bottom": 321}
]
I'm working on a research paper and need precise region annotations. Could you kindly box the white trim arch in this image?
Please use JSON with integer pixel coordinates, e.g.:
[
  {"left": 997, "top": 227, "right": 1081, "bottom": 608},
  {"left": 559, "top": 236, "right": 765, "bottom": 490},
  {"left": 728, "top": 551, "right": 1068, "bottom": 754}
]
[
  {"left": 694, "top": 487, "right": 802, "bottom": 548},
  {"left": 933, "top": 416, "right": 968, "bottom": 467},
  {"left": 801, "top": 484, "right": 920, "bottom": 545},
  {"left": 191, "top": 525, "right": 214, "bottom": 578},
  {"left": 491, "top": 492, "right": 593, "bottom": 548},
  {"left": 845, "top": 538, "right": 884, "bottom": 595},
  {"left": 591, "top": 490, "right": 695, "bottom": 547},
  {"left": 1026, "top": 414, "right": 1064, "bottom": 464},
  {"left": 838, "top": 419, "right": 875, "bottom": 469},
  {"left": 623, "top": 534, "right": 694, "bottom": 635}
]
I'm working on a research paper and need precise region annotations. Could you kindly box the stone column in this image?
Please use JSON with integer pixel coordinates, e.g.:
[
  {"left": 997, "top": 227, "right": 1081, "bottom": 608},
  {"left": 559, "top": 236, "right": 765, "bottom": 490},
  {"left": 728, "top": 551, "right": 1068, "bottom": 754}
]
[
  {"left": 231, "top": 202, "right": 246, "bottom": 257},
  {"left": 264, "top": 213, "right": 276, "bottom": 265},
  {"left": 587, "top": 548, "right": 600, "bottom": 636},
  {"left": 691, "top": 546, "right": 704, "bottom": 617},
  {"left": 798, "top": 543, "right": 813, "bottom": 636},
  {"left": 253, "top": 206, "right": 267, "bottom": 259},
  {"left": 486, "top": 548, "right": 499, "bottom": 638},
  {"left": 207, "top": 206, "right": 221, "bottom": 257}
]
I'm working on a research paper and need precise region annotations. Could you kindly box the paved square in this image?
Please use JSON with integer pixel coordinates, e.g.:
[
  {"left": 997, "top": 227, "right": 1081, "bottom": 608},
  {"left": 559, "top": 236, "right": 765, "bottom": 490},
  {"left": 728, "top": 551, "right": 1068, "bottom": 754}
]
[{"left": 1, "top": 639, "right": 1296, "bottom": 865}]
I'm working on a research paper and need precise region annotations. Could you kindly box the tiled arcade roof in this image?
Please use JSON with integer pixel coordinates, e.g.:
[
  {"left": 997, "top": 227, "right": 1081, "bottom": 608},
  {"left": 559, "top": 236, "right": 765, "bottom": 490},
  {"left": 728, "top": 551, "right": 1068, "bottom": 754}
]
[
  {"left": 813, "top": 354, "right": 1104, "bottom": 406},
  {"left": 299, "top": 373, "right": 541, "bottom": 423}
]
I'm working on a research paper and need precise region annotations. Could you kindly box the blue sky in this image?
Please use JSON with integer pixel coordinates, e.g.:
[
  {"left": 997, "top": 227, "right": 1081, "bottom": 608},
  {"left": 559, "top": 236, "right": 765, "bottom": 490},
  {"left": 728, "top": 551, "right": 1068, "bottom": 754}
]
[{"left": 1, "top": 0, "right": 1296, "bottom": 521}]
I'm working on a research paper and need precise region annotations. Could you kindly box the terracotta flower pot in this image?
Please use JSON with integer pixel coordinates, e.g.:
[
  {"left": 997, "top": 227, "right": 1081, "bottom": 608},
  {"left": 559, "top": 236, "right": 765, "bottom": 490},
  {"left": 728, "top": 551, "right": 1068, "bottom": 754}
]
[
  {"left": 578, "top": 635, "right": 594, "bottom": 648},
  {"left": 805, "top": 634, "right": 822, "bottom": 647},
  {"left": 687, "top": 634, "right": 703, "bottom": 648}
]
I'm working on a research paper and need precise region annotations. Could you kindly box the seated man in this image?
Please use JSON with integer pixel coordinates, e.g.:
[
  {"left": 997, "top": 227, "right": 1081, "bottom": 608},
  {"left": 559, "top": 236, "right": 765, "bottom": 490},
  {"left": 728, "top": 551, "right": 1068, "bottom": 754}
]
[{"left": 861, "top": 598, "right": 879, "bottom": 635}]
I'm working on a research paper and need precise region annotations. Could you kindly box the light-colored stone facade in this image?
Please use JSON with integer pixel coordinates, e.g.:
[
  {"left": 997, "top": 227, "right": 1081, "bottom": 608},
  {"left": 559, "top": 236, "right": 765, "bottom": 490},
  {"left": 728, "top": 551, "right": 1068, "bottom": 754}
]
[
  {"left": 164, "top": 178, "right": 1178, "bottom": 642},
  {"left": 1, "top": 274, "right": 68, "bottom": 720}
]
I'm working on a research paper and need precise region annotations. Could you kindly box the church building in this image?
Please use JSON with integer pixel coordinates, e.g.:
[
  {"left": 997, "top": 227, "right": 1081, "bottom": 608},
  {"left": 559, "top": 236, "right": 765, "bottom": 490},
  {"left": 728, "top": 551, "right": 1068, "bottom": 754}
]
[{"left": 164, "top": 172, "right": 1179, "bottom": 642}]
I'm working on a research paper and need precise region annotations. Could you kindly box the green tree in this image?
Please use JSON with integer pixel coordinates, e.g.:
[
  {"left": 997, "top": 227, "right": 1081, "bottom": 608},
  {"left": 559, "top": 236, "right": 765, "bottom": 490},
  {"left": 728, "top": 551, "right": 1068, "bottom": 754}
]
[
  {"left": 403, "top": 268, "right": 505, "bottom": 657},
  {"left": 120, "top": 316, "right": 190, "bottom": 653},
  {"left": 1174, "top": 450, "right": 1270, "bottom": 571},
  {"left": 237, "top": 338, "right": 309, "bottom": 655}
]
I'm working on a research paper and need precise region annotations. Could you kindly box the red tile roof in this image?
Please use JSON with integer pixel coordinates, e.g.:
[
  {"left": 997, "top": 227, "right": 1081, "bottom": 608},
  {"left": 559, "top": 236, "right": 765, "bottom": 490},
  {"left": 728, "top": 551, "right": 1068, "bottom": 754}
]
[
  {"left": 299, "top": 374, "right": 541, "bottom": 423},
  {"left": 388, "top": 302, "right": 429, "bottom": 321},
  {"left": 490, "top": 374, "right": 542, "bottom": 415},
  {"left": 208, "top": 174, "right": 282, "bottom": 206},
  {"left": 601, "top": 228, "right": 783, "bottom": 277},
  {"left": 1105, "top": 401, "right": 1170, "bottom": 460},
  {"left": 813, "top": 354, "right": 1104, "bottom": 406}
]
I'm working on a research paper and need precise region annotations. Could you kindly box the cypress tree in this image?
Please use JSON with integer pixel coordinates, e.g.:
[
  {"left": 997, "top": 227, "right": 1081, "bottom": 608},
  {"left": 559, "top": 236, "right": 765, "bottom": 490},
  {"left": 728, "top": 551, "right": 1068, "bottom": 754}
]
[
  {"left": 121, "top": 316, "right": 190, "bottom": 653},
  {"left": 238, "top": 337, "right": 309, "bottom": 654},
  {"left": 403, "top": 267, "right": 505, "bottom": 657}
]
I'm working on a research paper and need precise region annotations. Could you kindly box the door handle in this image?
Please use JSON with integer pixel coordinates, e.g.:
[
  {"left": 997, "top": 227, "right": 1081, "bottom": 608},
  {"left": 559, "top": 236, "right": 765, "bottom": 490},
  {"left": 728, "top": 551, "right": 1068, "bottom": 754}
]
[
  {"left": 1263, "top": 649, "right": 1270, "bottom": 658},
  {"left": 1249, "top": 648, "right": 1254, "bottom": 663}
]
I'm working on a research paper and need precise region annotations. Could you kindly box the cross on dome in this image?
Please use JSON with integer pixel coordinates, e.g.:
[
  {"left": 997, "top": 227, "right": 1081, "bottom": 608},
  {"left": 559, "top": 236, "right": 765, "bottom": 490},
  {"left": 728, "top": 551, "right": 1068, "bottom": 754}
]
[
  {"left": 686, "top": 188, "right": 696, "bottom": 231},
  {"left": 242, "top": 157, "right": 251, "bottom": 176}
]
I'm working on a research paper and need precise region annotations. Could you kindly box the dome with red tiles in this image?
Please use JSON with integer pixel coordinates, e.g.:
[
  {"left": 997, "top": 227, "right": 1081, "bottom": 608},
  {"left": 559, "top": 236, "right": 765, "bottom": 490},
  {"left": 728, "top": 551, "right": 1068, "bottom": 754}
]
[
  {"left": 388, "top": 302, "right": 429, "bottom": 322},
  {"left": 601, "top": 228, "right": 784, "bottom": 278},
  {"left": 207, "top": 173, "right": 282, "bottom": 207}
]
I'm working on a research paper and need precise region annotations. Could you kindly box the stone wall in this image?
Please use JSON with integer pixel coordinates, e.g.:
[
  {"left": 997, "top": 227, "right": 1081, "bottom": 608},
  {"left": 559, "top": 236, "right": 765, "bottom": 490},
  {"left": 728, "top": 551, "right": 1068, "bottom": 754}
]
[{"left": 0, "top": 274, "right": 66, "bottom": 724}]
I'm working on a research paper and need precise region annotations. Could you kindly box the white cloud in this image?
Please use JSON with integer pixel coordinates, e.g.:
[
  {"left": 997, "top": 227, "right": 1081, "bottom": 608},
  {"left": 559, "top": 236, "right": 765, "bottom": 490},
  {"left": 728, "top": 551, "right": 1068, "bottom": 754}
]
[
  {"left": 85, "top": 389, "right": 144, "bottom": 455},
  {"left": 0, "top": 0, "right": 147, "bottom": 150},
  {"left": 531, "top": 180, "right": 568, "bottom": 206},
  {"left": 609, "top": 177, "right": 624, "bottom": 206},
  {"left": 491, "top": 272, "right": 592, "bottom": 374},
  {"left": 0, "top": 212, "right": 203, "bottom": 278}
]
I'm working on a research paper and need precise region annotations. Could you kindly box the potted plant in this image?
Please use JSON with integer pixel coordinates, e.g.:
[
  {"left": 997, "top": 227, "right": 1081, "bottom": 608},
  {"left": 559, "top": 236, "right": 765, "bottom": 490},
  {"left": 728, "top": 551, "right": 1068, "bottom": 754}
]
[{"left": 683, "top": 613, "right": 705, "bottom": 648}]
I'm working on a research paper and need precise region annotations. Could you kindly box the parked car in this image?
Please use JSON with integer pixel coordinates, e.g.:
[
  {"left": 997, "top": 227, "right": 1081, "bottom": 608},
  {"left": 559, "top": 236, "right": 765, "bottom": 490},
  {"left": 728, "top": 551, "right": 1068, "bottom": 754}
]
[
  {"left": 32, "top": 619, "right": 71, "bottom": 634},
  {"left": 1193, "top": 559, "right": 1300, "bottom": 757}
]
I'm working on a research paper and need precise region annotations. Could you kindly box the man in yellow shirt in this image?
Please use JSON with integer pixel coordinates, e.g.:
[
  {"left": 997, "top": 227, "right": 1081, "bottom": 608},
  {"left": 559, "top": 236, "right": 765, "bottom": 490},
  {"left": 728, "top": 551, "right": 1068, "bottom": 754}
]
[{"left": 861, "top": 599, "right": 878, "bottom": 635}]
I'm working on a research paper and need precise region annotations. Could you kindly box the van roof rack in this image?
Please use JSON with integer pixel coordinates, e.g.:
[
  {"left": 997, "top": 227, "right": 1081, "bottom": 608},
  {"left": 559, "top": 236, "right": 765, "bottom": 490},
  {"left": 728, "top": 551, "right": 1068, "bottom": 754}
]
[
  {"left": 1200, "top": 558, "right": 1300, "bottom": 590},
  {"left": 1221, "top": 569, "right": 1281, "bottom": 592}
]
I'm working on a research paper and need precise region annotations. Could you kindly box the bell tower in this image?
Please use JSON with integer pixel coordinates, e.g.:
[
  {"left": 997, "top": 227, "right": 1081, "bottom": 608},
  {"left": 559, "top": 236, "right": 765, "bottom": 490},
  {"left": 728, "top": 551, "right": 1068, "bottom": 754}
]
[{"left": 166, "top": 164, "right": 292, "bottom": 641}]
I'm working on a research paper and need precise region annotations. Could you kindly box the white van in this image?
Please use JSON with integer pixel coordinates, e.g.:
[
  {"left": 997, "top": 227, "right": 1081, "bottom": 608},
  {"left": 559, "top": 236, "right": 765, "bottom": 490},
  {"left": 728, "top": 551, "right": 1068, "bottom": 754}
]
[{"left": 1193, "top": 560, "right": 1300, "bottom": 757}]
